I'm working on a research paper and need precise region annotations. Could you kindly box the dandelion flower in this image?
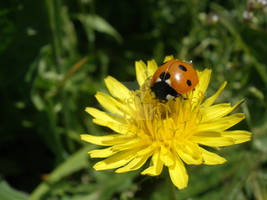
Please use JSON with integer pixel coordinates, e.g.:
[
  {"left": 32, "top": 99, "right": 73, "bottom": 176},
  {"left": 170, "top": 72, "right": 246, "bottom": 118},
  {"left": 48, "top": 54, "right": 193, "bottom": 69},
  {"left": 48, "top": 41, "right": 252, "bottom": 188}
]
[{"left": 81, "top": 56, "right": 251, "bottom": 189}]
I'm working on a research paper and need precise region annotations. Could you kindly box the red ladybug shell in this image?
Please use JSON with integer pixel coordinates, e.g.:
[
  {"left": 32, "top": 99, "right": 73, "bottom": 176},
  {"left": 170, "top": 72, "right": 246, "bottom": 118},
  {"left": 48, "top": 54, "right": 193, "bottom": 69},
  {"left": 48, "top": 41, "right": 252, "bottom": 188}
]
[{"left": 150, "top": 59, "right": 198, "bottom": 99}]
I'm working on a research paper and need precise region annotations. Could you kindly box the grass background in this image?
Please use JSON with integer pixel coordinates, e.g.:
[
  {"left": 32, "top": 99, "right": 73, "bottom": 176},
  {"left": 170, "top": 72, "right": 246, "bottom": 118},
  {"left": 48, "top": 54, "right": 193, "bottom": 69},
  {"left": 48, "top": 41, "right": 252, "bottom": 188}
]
[{"left": 1, "top": 0, "right": 267, "bottom": 199}]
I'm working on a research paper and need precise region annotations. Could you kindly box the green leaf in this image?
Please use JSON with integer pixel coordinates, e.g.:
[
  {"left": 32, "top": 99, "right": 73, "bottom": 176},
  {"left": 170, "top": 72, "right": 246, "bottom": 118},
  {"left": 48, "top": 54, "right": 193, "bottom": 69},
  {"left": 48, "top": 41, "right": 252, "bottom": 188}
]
[
  {"left": 94, "top": 171, "right": 139, "bottom": 200},
  {"left": 77, "top": 14, "right": 122, "bottom": 43},
  {"left": 0, "top": 180, "right": 28, "bottom": 200},
  {"left": 29, "top": 145, "right": 93, "bottom": 200}
]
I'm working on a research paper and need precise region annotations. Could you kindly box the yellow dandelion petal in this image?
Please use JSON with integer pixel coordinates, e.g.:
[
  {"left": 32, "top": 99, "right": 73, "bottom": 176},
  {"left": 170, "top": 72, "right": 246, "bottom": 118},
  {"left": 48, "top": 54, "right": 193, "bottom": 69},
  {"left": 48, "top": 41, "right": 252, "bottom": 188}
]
[
  {"left": 196, "top": 113, "right": 245, "bottom": 133},
  {"left": 219, "top": 113, "right": 245, "bottom": 130},
  {"left": 136, "top": 144, "right": 155, "bottom": 156},
  {"left": 160, "top": 146, "right": 175, "bottom": 167},
  {"left": 196, "top": 121, "right": 229, "bottom": 133},
  {"left": 95, "top": 92, "right": 128, "bottom": 116},
  {"left": 147, "top": 60, "right": 158, "bottom": 77},
  {"left": 115, "top": 156, "right": 148, "bottom": 173},
  {"left": 111, "top": 138, "right": 146, "bottom": 151},
  {"left": 93, "top": 118, "right": 129, "bottom": 134},
  {"left": 115, "top": 148, "right": 153, "bottom": 173},
  {"left": 93, "top": 148, "right": 142, "bottom": 170},
  {"left": 201, "top": 100, "right": 244, "bottom": 122},
  {"left": 89, "top": 147, "right": 117, "bottom": 158},
  {"left": 104, "top": 76, "right": 132, "bottom": 102},
  {"left": 135, "top": 60, "right": 148, "bottom": 86},
  {"left": 200, "top": 147, "right": 227, "bottom": 165},
  {"left": 175, "top": 142, "right": 203, "bottom": 165},
  {"left": 85, "top": 107, "right": 129, "bottom": 134},
  {"left": 85, "top": 107, "right": 120, "bottom": 123},
  {"left": 141, "top": 150, "right": 163, "bottom": 176},
  {"left": 202, "top": 81, "right": 227, "bottom": 107},
  {"left": 81, "top": 56, "right": 251, "bottom": 190},
  {"left": 192, "top": 132, "right": 235, "bottom": 147},
  {"left": 81, "top": 134, "right": 134, "bottom": 146},
  {"left": 168, "top": 154, "right": 188, "bottom": 189},
  {"left": 221, "top": 130, "right": 252, "bottom": 144},
  {"left": 164, "top": 55, "right": 174, "bottom": 63},
  {"left": 192, "top": 69, "right": 211, "bottom": 101}
]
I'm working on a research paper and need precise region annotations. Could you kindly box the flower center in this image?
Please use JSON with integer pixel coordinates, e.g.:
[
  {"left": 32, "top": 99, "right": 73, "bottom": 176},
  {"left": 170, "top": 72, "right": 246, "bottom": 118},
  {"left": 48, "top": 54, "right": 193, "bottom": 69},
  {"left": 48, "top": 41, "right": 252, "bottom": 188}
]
[{"left": 129, "top": 84, "right": 199, "bottom": 147}]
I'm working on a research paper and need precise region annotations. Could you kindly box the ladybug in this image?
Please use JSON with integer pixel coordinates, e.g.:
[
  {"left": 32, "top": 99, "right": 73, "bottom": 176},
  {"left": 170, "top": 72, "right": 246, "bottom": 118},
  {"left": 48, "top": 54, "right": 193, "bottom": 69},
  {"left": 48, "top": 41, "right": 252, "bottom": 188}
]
[{"left": 150, "top": 59, "right": 199, "bottom": 100}]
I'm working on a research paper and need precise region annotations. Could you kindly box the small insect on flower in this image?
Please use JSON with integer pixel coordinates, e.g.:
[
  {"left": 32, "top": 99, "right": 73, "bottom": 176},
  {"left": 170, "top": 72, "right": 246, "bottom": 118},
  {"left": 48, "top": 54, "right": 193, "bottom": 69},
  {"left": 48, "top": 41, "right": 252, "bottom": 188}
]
[
  {"left": 81, "top": 55, "right": 251, "bottom": 190},
  {"left": 150, "top": 59, "right": 199, "bottom": 100}
]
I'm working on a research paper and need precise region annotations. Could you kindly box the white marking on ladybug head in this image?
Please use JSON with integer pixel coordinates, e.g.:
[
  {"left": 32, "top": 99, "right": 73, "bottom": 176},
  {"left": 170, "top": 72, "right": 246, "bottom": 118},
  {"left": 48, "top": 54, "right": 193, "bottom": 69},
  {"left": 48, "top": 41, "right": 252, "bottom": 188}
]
[
  {"left": 166, "top": 94, "right": 175, "bottom": 100},
  {"left": 156, "top": 77, "right": 161, "bottom": 82},
  {"left": 165, "top": 79, "right": 171, "bottom": 85}
]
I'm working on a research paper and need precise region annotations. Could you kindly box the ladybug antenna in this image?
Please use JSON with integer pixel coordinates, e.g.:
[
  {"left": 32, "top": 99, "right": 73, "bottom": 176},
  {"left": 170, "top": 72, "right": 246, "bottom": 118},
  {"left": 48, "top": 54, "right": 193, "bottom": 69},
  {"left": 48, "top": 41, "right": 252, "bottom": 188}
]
[{"left": 163, "top": 60, "right": 176, "bottom": 80}]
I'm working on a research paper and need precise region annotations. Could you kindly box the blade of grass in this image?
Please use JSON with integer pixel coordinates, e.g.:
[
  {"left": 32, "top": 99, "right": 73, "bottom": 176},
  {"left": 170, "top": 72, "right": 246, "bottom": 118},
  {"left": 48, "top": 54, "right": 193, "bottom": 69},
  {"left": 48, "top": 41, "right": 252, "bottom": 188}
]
[
  {"left": 29, "top": 145, "right": 93, "bottom": 200},
  {"left": 45, "top": 0, "right": 63, "bottom": 68},
  {"left": 211, "top": 3, "right": 267, "bottom": 85},
  {"left": 0, "top": 181, "right": 28, "bottom": 200},
  {"left": 53, "top": 56, "right": 88, "bottom": 96}
]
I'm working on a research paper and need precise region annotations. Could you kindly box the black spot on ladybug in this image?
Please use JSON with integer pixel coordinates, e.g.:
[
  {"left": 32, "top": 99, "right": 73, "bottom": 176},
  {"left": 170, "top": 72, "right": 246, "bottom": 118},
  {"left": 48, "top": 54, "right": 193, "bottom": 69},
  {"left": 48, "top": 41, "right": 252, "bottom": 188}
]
[
  {"left": 187, "top": 80, "right": 192, "bottom": 86},
  {"left": 159, "top": 72, "right": 165, "bottom": 79},
  {"left": 159, "top": 72, "right": 171, "bottom": 81},
  {"left": 179, "top": 65, "right": 187, "bottom": 71},
  {"left": 165, "top": 72, "right": 171, "bottom": 80}
]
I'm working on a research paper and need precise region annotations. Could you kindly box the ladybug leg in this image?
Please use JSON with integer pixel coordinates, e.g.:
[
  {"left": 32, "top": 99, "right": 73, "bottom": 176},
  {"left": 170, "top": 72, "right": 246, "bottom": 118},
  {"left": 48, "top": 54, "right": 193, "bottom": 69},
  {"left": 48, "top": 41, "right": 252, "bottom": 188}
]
[
  {"left": 173, "top": 93, "right": 188, "bottom": 101},
  {"left": 178, "top": 93, "right": 188, "bottom": 100},
  {"left": 175, "top": 93, "right": 182, "bottom": 98}
]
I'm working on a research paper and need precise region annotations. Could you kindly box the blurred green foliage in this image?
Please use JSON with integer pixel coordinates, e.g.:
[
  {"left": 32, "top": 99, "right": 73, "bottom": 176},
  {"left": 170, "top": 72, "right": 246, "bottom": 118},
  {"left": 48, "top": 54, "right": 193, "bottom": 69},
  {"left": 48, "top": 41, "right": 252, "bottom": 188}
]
[{"left": 1, "top": 0, "right": 267, "bottom": 199}]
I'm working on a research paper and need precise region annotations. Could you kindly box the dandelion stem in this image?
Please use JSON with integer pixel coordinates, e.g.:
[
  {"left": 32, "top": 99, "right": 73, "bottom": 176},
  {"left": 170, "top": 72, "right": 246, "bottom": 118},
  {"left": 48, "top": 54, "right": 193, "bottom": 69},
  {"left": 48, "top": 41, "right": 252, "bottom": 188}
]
[{"left": 166, "top": 172, "right": 177, "bottom": 200}]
